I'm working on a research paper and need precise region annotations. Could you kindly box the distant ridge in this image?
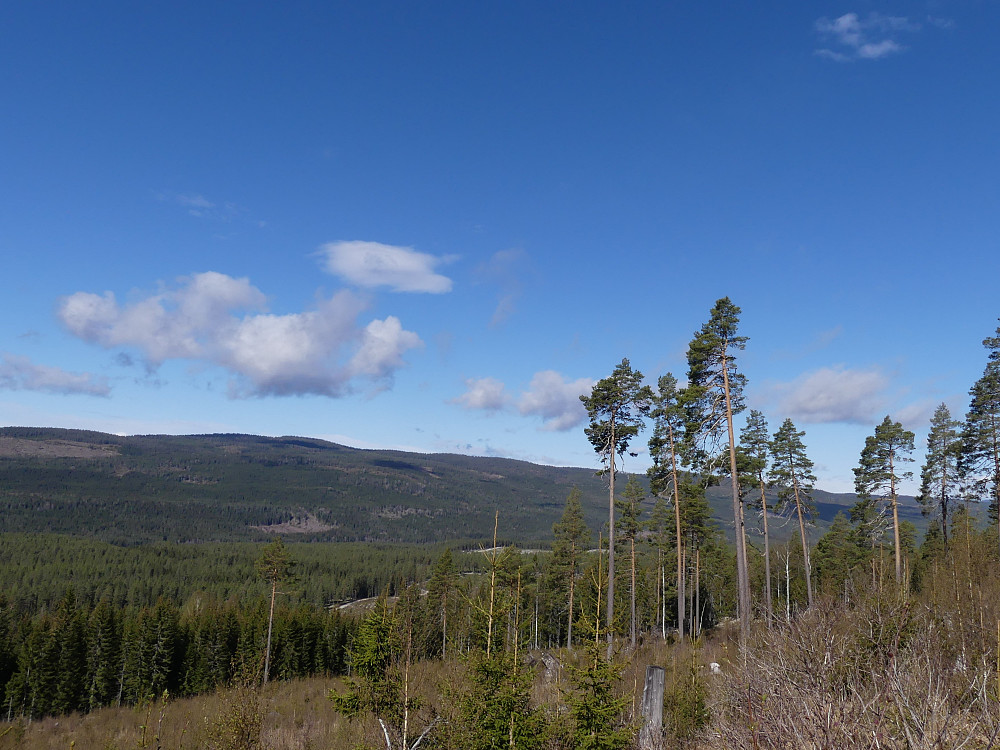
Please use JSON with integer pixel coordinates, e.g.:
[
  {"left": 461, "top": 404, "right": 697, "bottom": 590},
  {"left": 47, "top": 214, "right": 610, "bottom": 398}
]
[{"left": 0, "top": 427, "right": 925, "bottom": 546}]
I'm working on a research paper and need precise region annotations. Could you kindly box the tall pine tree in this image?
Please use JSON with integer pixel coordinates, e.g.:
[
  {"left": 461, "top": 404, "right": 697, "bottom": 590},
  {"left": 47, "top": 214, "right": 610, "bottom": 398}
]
[
  {"left": 962, "top": 322, "right": 1000, "bottom": 555},
  {"left": 917, "top": 403, "right": 962, "bottom": 549},
  {"left": 580, "top": 358, "right": 652, "bottom": 656},
  {"left": 739, "top": 410, "right": 773, "bottom": 622},
  {"left": 648, "top": 373, "right": 688, "bottom": 640},
  {"left": 683, "top": 298, "right": 750, "bottom": 639},
  {"left": 769, "top": 419, "right": 817, "bottom": 608},
  {"left": 853, "top": 416, "right": 915, "bottom": 584}
]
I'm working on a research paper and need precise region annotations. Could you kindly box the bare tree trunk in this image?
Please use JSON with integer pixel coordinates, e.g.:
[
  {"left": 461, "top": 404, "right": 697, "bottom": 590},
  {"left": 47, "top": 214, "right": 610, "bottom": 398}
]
[
  {"left": 264, "top": 577, "right": 277, "bottom": 684},
  {"left": 722, "top": 356, "right": 750, "bottom": 640},
  {"left": 630, "top": 537, "right": 636, "bottom": 650},
  {"left": 890, "top": 454, "right": 902, "bottom": 584},
  {"left": 790, "top": 465, "right": 813, "bottom": 608},
  {"left": 668, "top": 424, "right": 684, "bottom": 641},
  {"left": 607, "top": 420, "right": 616, "bottom": 660},
  {"left": 567, "top": 543, "right": 575, "bottom": 649},
  {"left": 759, "top": 477, "right": 773, "bottom": 623},
  {"left": 694, "top": 547, "right": 701, "bottom": 638}
]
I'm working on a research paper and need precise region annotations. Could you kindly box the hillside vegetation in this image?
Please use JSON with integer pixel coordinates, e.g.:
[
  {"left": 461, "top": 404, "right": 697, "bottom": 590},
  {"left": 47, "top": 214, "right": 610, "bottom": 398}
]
[{"left": 0, "top": 427, "right": 916, "bottom": 546}]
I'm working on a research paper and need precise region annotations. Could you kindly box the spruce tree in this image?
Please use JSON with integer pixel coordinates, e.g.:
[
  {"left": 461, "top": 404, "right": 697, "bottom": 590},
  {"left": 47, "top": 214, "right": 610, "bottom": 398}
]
[
  {"left": 917, "top": 403, "right": 962, "bottom": 549},
  {"left": 853, "top": 416, "right": 915, "bottom": 584},
  {"left": 769, "top": 418, "right": 817, "bottom": 608},
  {"left": 580, "top": 358, "right": 653, "bottom": 656},
  {"left": 683, "top": 298, "right": 750, "bottom": 638},
  {"left": 551, "top": 487, "right": 590, "bottom": 648}
]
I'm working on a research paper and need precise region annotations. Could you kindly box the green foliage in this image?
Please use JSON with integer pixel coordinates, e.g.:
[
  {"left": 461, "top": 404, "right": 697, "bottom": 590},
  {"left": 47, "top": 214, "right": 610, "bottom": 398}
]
[
  {"left": 768, "top": 419, "right": 816, "bottom": 518},
  {"left": 663, "top": 650, "right": 710, "bottom": 746},
  {"left": 0, "top": 428, "right": 618, "bottom": 545},
  {"left": 961, "top": 328, "right": 1000, "bottom": 524},
  {"left": 562, "top": 641, "right": 634, "bottom": 750},
  {"left": 812, "top": 512, "right": 866, "bottom": 596},
  {"left": 580, "top": 359, "right": 654, "bottom": 471},
  {"left": 330, "top": 596, "right": 401, "bottom": 722},
  {"left": 917, "top": 403, "right": 963, "bottom": 545},
  {"left": 852, "top": 416, "right": 916, "bottom": 549},
  {"left": 682, "top": 297, "right": 747, "bottom": 465},
  {"left": 458, "top": 651, "right": 545, "bottom": 750}
]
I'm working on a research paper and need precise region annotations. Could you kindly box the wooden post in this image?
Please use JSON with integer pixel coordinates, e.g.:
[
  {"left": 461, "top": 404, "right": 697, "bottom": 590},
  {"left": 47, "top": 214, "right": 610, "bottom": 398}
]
[{"left": 639, "top": 665, "right": 665, "bottom": 749}]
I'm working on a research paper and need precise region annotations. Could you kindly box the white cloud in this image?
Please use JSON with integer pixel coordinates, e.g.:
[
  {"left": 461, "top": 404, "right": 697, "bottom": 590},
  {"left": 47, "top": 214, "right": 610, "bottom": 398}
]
[
  {"left": 773, "top": 366, "right": 889, "bottom": 424},
  {"left": 451, "top": 370, "right": 593, "bottom": 431},
  {"left": 0, "top": 354, "right": 110, "bottom": 396},
  {"left": 58, "top": 272, "right": 422, "bottom": 398},
  {"left": 320, "top": 241, "right": 455, "bottom": 294},
  {"left": 814, "top": 12, "right": 926, "bottom": 62},
  {"left": 518, "top": 370, "right": 594, "bottom": 431},
  {"left": 451, "top": 377, "right": 509, "bottom": 412}
]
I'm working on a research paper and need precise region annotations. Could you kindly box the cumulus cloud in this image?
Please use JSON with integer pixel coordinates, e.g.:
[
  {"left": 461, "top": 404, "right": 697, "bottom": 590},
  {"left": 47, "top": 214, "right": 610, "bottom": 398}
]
[
  {"left": 0, "top": 354, "right": 110, "bottom": 396},
  {"left": 814, "top": 12, "right": 925, "bottom": 61},
  {"left": 518, "top": 370, "right": 594, "bottom": 431},
  {"left": 451, "top": 377, "right": 510, "bottom": 412},
  {"left": 320, "top": 241, "right": 455, "bottom": 293},
  {"left": 57, "top": 272, "right": 422, "bottom": 398},
  {"left": 452, "top": 370, "right": 593, "bottom": 431},
  {"left": 773, "top": 366, "right": 889, "bottom": 424}
]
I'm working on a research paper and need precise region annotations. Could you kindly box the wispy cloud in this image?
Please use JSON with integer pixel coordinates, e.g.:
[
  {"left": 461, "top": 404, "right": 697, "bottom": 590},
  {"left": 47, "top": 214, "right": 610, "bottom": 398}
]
[
  {"left": 319, "top": 241, "right": 456, "bottom": 294},
  {"left": 474, "top": 248, "right": 528, "bottom": 327},
  {"left": 814, "top": 12, "right": 930, "bottom": 62},
  {"left": 57, "top": 271, "right": 422, "bottom": 398},
  {"left": 452, "top": 370, "right": 593, "bottom": 431},
  {"left": 158, "top": 192, "right": 250, "bottom": 222},
  {"left": 0, "top": 354, "right": 110, "bottom": 396},
  {"left": 771, "top": 365, "right": 889, "bottom": 424}
]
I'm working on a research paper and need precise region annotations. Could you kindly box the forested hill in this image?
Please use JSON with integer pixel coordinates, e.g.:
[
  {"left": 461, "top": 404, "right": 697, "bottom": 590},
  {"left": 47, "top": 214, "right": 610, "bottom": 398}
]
[{"left": 0, "top": 427, "right": 922, "bottom": 545}]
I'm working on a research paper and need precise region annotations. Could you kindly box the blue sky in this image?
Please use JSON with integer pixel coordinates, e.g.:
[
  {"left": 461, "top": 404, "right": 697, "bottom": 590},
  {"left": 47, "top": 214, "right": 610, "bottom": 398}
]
[{"left": 1, "top": 1, "right": 998, "bottom": 493}]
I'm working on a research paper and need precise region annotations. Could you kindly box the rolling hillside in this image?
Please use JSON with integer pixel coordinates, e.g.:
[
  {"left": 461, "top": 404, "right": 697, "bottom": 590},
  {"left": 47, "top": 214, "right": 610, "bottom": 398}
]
[{"left": 0, "top": 427, "right": 926, "bottom": 545}]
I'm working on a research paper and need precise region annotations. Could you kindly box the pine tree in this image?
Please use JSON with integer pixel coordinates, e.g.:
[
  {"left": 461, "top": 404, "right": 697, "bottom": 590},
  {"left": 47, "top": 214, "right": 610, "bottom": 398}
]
[
  {"left": 257, "top": 537, "right": 294, "bottom": 685},
  {"left": 769, "top": 418, "right": 817, "bottom": 608},
  {"left": 648, "top": 373, "right": 687, "bottom": 640},
  {"left": 683, "top": 298, "right": 750, "bottom": 638},
  {"left": 853, "top": 416, "right": 915, "bottom": 584},
  {"left": 551, "top": 488, "right": 590, "bottom": 648},
  {"left": 917, "top": 403, "right": 962, "bottom": 549},
  {"left": 962, "top": 322, "right": 1000, "bottom": 555},
  {"left": 615, "top": 476, "right": 644, "bottom": 650},
  {"left": 644, "top": 494, "right": 672, "bottom": 641},
  {"left": 580, "top": 358, "right": 653, "bottom": 657},
  {"left": 739, "top": 409, "right": 773, "bottom": 622}
]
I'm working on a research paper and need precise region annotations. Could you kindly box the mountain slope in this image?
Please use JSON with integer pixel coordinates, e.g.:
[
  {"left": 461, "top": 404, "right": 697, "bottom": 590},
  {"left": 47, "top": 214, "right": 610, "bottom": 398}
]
[{"left": 0, "top": 427, "right": 925, "bottom": 545}]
